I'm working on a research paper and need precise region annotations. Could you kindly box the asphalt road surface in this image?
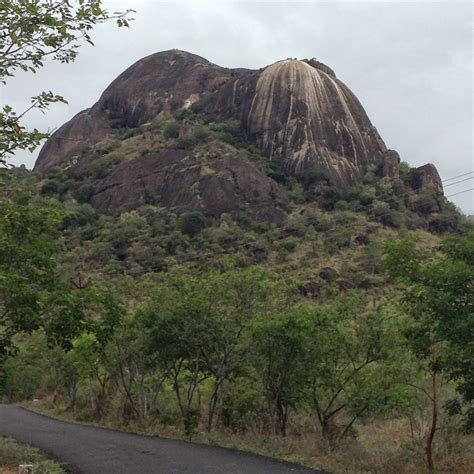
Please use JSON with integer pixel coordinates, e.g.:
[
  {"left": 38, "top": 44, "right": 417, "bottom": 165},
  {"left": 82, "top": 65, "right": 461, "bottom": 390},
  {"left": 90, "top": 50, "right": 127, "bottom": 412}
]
[{"left": 0, "top": 404, "right": 323, "bottom": 473}]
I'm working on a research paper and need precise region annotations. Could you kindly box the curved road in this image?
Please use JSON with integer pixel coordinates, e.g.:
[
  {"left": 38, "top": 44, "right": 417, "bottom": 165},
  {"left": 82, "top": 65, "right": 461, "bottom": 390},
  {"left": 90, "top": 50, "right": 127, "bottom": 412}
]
[{"left": 0, "top": 405, "right": 322, "bottom": 473}]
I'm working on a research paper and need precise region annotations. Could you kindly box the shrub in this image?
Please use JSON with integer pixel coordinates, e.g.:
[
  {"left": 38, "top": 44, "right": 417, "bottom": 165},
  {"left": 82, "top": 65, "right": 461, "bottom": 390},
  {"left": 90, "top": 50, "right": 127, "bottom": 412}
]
[
  {"left": 349, "top": 185, "right": 376, "bottom": 206},
  {"left": 412, "top": 193, "right": 440, "bottom": 215},
  {"left": 178, "top": 211, "right": 207, "bottom": 237},
  {"left": 371, "top": 202, "right": 403, "bottom": 228},
  {"left": 191, "top": 125, "right": 210, "bottom": 142},
  {"left": 335, "top": 200, "right": 350, "bottom": 210},
  {"left": 73, "top": 183, "right": 95, "bottom": 203},
  {"left": 60, "top": 205, "right": 97, "bottom": 229},
  {"left": 323, "top": 228, "right": 352, "bottom": 254},
  {"left": 304, "top": 208, "right": 332, "bottom": 232},
  {"left": 334, "top": 210, "right": 358, "bottom": 225},
  {"left": 246, "top": 240, "right": 270, "bottom": 262},
  {"left": 317, "top": 186, "right": 342, "bottom": 211},
  {"left": 40, "top": 179, "right": 59, "bottom": 196},
  {"left": 94, "top": 138, "right": 121, "bottom": 155},
  {"left": 162, "top": 119, "right": 180, "bottom": 139},
  {"left": 399, "top": 161, "right": 412, "bottom": 183},
  {"left": 276, "top": 247, "right": 290, "bottom": 262},
  {"left": 279, "top": 238, "right": 298, "bottom": 252},
  {"left": 362, "top": 165, "right": 378, "bottom": 184},
  {"left": 429, "top": 213, "right": 461, "bottom": 234},
  {"left": 288, "top": 178, "right": 305, "bottom": 204},
  {"left": 176, "top": 136, "right": 195, "bottom": 149}
]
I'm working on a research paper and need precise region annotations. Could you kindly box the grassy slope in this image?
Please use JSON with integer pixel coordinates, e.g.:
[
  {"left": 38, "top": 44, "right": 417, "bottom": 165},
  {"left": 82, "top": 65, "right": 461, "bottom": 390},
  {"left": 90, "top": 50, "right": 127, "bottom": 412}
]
[{"left": 0, "top": 437, "right": 65, "bottom": 474}]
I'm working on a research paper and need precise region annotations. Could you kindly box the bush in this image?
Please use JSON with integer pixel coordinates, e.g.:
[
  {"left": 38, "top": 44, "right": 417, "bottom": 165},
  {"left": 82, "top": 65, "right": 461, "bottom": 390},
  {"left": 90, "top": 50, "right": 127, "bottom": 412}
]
[
  {"left": 178, "top": 211, "right": 207, "bottom": 237},
  {"left": 162, "top": 119, "right": 180, "bottom": 139},
  {"left": 279, "top": 238, "right": 298, "bottom": 252},
  {"left": 288, "top": 179, "right": 305, "bottom": 204},
  {"left": 60, "top": 205, "right": 98, "bottom": 229},
  {"left": 411, "top": 193, "right": 440, "bottom": 215},
  {"left": 334, "top": 210, "right": 358, "bottom": 225},
  {"left": 40, "top": 180, "right": 59, "bottom": 196},
  {"left": 176, "top": 136, "right": 195, "bottom": 149},
  {"left": 191, "top": 125, "right": 210, "bottom": 142},
  {"left": 94, "top": 138, "right": 121, "bottom": 155},
  {"left": 246, "top": 240, "right": 270, "bottom": 262},
  {"left": 73, "top": 183, "right": 95, "bottom": 204},
  {"left": 429, "top": 213, "right": 461, "bottom": 234},
  {"left": 371, "top": 202, "right": 403, "bottom": 228},
  {"left": 349, "top": 185, "right": 376, "bottom": 206},
  {"left": 317, "top": 186, "right": 342, "bottom": 211},
  {"left": 399, "top": 161, "right": 412, "bottom": 183},
  {"left": 323, "top": 228, "right": 352, "bottom": 254},
  {"left": 304, "top": 208, "right": 332, "bottom": 232},
  {"left": 183, "top": 408, "right": 200, "bottom": 439}
]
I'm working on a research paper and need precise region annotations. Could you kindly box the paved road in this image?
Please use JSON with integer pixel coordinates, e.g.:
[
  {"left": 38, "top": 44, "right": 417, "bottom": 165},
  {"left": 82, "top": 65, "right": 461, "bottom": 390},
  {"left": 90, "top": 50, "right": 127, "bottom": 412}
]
[{"left": 0, "top": 405, "right": 322, "bottom": 473}]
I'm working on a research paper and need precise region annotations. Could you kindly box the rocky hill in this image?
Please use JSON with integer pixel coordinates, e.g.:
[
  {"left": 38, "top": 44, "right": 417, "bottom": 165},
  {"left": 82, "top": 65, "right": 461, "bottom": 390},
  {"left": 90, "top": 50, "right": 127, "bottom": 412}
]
[{"left": 35, "top": 49, "right": 444, "bottom": 221}]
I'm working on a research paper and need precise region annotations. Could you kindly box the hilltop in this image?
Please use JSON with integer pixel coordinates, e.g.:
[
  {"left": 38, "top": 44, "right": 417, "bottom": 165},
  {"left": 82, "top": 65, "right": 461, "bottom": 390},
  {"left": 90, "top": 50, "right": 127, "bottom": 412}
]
[{"left": 35, "top": 49, "right": 446, "bottom": 224}]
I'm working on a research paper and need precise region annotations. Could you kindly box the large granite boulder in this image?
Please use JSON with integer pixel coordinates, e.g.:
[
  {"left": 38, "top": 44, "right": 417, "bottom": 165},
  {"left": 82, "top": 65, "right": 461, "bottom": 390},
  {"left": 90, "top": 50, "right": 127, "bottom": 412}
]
[
  {"left": 409, "top": 163, "right": 444, "bottom": 195},
  {"left": 36, "top": 50, "right": 389, "bottom": 187},
  {"left": 90, "top": 149, "right": 289, "bottom": 223},
  {"left": 34, "top": 49, "right": 444, "bottom": 219}
]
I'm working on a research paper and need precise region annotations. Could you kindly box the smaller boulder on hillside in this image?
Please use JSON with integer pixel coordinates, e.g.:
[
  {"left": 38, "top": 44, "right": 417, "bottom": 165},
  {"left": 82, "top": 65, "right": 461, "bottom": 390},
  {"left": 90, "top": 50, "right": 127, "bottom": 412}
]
[
  {"left": 298, "top": 281, "right": 320, "bottom": 298},
  {"left": 354, "top": 234, "right": 369, "bottom": 245},
  {"left": 337, "top": 279, "right": 355, "bottom": 291},
  {"left": 319, "top": 267, "right": 339, "bottom": 283}
]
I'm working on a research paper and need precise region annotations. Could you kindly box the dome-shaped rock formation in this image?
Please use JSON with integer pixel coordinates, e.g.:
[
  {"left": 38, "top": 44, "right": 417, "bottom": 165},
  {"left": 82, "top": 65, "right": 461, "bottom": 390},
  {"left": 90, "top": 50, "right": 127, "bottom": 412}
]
[
  {"left": 35, "top": 50, "right": 388, "bottom": 184},
  {"left": 34, "top": 49, "right": 443, "bottom": 219},
  {"left": 243, "top": 59, "right": 388, "bottom": 184}
]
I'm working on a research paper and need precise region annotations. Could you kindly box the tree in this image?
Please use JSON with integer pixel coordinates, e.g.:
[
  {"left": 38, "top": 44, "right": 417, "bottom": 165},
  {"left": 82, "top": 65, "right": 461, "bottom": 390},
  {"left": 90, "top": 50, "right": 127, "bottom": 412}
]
[
  {"left": 249, "top": 295, "right": 413, "bottom": 441},
  {"left": 0, "top": 185, "right": 63, "bottom": 361},
  {"left": 200, "top": 267, "right": 287, "bottom": 433},
  {"left": 111, "top": 317, "right": 168, "bottom": 421},
  {"left": 0, "top": 176, "right": 125, "bottom": 394},
  {"left": 250, "top": 311, "right": 309, "bottom": 436},
  {"left": 0, "top": 0, "right": 134, "bottom": 163},
  {"left": 138, "top": 267, "right": 288, "bottom": 435},
  {"left": 178, "top": 211, "right": 207, "bottom": 237},
  {"left": 303, "top": 296, "right": 414, "bottom": 447},
  {"left": 64, "top": 287, "right": 124, "bottom": 418},
  {"left": 383, "top": 232, "right": 474, "bottom": 472},
  {"left": 138, "top": 273, "right": 212, "bottom": 436}
]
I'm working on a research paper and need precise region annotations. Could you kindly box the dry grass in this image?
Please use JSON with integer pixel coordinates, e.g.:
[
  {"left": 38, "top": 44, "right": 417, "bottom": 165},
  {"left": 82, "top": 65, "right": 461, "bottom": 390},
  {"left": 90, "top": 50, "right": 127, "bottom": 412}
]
[{"left": 0, "top": 437, "right": 65, "bottom": 474}]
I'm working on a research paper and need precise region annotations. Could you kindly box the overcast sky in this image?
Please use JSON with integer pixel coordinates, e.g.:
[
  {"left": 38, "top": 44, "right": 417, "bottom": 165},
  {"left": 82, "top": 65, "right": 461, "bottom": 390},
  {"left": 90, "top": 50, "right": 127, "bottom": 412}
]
[{"left": 3, "top": 0, "right": 473, "bottom": 213}]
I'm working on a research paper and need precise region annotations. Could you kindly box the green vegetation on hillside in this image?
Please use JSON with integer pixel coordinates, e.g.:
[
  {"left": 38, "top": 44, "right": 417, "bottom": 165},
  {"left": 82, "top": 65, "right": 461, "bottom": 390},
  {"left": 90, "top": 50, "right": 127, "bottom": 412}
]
[
  {"left": 1, "top": 5, "right": 472, "bottom": 470},
  {"left": 1, "top": 157, "right": 473, "bottom": 472}
]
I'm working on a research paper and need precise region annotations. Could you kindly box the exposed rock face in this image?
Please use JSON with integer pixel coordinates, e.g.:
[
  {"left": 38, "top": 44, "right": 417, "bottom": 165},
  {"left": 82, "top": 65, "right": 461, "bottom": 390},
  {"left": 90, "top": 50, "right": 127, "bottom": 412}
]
[
  {"left": 35, "top": 50, "right": 237, "bottom": 173},
  {"left": 36, "top": 109, "right": 112, "bottom": 172},
  {"left": 35, "top": 50, "right": 388, "bottom": 184},
  {"left": 34, "top": 49, "right": 444, "bottom": 218},
  {"left": 383, "top": 150, "right": 401, "bottom": 180},
  {"left": 410, "top": 164, "right": 444, "bottom": 195},
  {"left": 90, "top": 149, "right": 289, "bottom": 222},
  {"left": 243, "top": 59, "right": 388, "bottom": 185}
]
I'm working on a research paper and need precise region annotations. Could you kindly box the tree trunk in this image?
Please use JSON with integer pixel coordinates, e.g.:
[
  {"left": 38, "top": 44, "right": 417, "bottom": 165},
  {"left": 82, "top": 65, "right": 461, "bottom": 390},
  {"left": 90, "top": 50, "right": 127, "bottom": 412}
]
[
  {"left": 207, "top": 381, "right": 219, "bottom": 433},
  {"left": 276, "top": 400, "right": 288, "bottom": 436},
  {"left": 426, "top": 372, "right": 439, "bottom": 474}
]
